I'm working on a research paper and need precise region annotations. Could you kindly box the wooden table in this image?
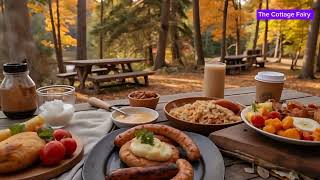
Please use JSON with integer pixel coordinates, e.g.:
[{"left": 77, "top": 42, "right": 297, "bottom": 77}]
[
  {"left": 224, "top": 55, "right": 248, "bottom": 65},
  {"left": 1, "top": 87, "right": 319, "bottom": 179},
  {"left": 64, "top": 58, "right": 146, "bottom": 89}
]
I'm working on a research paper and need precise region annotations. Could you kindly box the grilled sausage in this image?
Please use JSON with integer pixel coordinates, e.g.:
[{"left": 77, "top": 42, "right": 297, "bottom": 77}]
[
  {"left": 119, "top": 140, "right": 179, "bottom": 167},
  {"left": 214, "top": 99, "right": 241, "bottom": 114},
  {"left": 155, "top": 135, "right": 177, "bottom": 146},
  {"left": 114, "top": 124, "right": 200, "bottom": 161},
  {"left": 105, "top": 163, "right": 178, "bottom": 180},
  {"left": 171, "top": 159, "right": 194, "bottom": 180}
]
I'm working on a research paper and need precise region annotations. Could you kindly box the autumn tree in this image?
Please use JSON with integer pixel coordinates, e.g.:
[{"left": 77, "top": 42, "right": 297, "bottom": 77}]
[
  {"left": 99, "top": 0, "right": 104, "bottom": 59},
  {"left": 193, "top": 0, "right": 204, "bottom": 66},
  {"left": 232, "top": 0, "right": 241, "bottom": 55},
  {"left": 252, "top": 0, "right": 262, "bottom": 52},
  {"left": 154, "top": 0, "right": 170, "bottom": 69},
  {"left": 262, "top": 0, "right": 269, "bottom": 61},
  {"left": 300, "top": 0, "right": 320, "bottom": 79},
  {"left": 28, "top": 0, "right": 77, "bottom": 72},
  {"left": 48, "top": 0, "right": 65, "bottom": 73},
  {"left": 3, "top": 0, "right": 42, "bottom": 83},
  {"left": 317, "top": 41, "right": 320, "bottom": 72},
  {"left": 220, "top": 0, "right": 228, "bottom": 62},
  {"left": 77, "top": 0, "right": 87, "bottom": 60}
]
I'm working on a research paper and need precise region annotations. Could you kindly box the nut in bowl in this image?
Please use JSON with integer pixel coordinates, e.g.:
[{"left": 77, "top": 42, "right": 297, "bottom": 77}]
[
  {"left": 128, "top": 91, "right": 160, "bottom": 109},
  {"left": 111, "top": 107, "right": 159, "bottom": 128}
]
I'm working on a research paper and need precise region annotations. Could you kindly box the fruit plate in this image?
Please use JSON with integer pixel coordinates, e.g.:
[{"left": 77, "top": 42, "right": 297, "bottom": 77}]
[
  {"left": 241, "top": 106, "right": 320, "bottom": 146},
  {"left": 82, "top": 128, "right": 225, "bottom": 180},
  {"left": 0, "top": 134, "right": 84, "bottom": 180},
  {"left": 164, "top": 97, "right": 244, "bottom": 135}
]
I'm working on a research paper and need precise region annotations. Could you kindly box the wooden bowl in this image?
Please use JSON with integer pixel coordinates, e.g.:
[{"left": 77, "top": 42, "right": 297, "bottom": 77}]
[
  {"left": 128, "top": 92, "right": 160, "bottom": 110},
  {"left": 164, "top": 97, "right": 244, "bottom": 135}
]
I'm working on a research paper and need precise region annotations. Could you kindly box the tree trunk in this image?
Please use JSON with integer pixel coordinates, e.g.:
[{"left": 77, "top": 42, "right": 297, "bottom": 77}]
[
  {"left": 154, "top": 0, "right": 170, "bottom": 70},
  {"left": 317, "top": 41, "right": 320, "bottom": 72},
  {"left": 277, "top": 33, "right": 283, "bottom": 62},
  {"left": 170, "top": 0, "right": 183, "bottom": 66},
  {"left": 0, "top": 0, "right": 8, "bottom": 59},
  {"left": 99, "top": 0, "right": 104, "bottom": 59},
  {"left": 146, "top": 33, "right": 154, "bottom": 66},
  {"left": 48, "top": 0, "right": 64, "bottom": 73},
  {"left": 263, "top": 0, "right": 269, "bottom": 61},
  {"left": 233, "top": 0, "right": 240, "bottom": 55},
  {"left": 291, "top": 48, "right": 301, "bottom": 70},
  {"left": 4, "top": 0, "right": 42, "bottom": 84},
  {"left": 193, "top": 0, "right": 204, "bottom": 65},
  {"left": 56, "top": 0, "right": 65, "bottom": 73},
  {"left": 77, "top": 0, "right": 87, "bottom": 60},
  {"left": 252, "top": 0, "right": 262, "bottom": 52},
  {"left": 220, "top": 0, "right": 228, "bottom": 62},
  {"left": 0, "top": 0, "right": 4, "bottom": 15},
  {"left": 300, "top": 0, "right": 320, "bottom": 79},
  {"left": 274, "top": 30, "right": 280, "bottom": 58}
]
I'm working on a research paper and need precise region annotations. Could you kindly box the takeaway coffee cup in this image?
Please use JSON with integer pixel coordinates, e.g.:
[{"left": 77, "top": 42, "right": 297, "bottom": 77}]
[{"left": 255, "top": 71, "right": 285, "bottom": 102}]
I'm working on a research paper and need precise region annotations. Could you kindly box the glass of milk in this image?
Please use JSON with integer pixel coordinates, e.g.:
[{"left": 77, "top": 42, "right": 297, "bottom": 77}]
[
  {"left": 203, "top": 62, "right": 226, "bottom": 98},
  {"left": 36, "top": 85, "right": 75, "bottom": 128}
]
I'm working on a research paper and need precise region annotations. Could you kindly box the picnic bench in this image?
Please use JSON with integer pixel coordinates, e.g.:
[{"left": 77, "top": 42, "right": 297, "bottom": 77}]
[
  {"left": 224, "top": 55, "right": 249, "bottom": 75},
  {"left": 246, "top": 49, "right": 264, "bottom": 67},
  {"left": 1, "top": 86, "right": 318, "bottom": 179},
  {"left": 56, "top": 68, "right": 108, "bottom": 86},
  {"left": 60, "top": 58, "right": 154, "bottom": 93},
  {"left": 224, "top": 49, "right": 264, "bottom": 75}
]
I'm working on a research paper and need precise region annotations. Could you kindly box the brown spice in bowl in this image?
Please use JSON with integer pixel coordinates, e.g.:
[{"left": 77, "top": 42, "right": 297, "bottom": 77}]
[{"left": 129, "top": 91, "right": 158, "bottom": 99}]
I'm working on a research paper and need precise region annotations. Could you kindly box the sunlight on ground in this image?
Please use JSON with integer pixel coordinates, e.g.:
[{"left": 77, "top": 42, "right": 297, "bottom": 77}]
[{"left": 78, "top": 60, "right": 320, "bottom": 101}]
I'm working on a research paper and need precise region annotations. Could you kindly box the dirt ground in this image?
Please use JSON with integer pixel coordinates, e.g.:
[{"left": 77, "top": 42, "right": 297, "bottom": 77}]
[{"left": 77, "top": 58, "right": 320, "bottom": 102}]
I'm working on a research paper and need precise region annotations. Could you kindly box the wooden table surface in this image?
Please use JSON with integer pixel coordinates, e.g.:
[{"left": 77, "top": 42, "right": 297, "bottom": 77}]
[
  {"left": 1, "top": 86, "right": 319, "bottom": 180},
  {"left": 64, "top": 58, "right": 146, "bottom": 66}
]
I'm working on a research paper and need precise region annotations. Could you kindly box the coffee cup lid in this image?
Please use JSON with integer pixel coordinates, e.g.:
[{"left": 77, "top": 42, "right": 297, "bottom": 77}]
[{"left": 255, "top": 71, "right": 285, "bottom": 83}]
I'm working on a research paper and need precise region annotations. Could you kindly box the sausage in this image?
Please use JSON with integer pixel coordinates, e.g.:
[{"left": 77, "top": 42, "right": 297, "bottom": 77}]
[
  {"left": 114, "top": 124, "right": 200, "bottom": 161},
  {"left": 214, "top": 99, "right": 241, "bottom": 114},
  {"left": 105, "top": 163, "right": 178, "bottom": 180},
  {"left": 119, "top": 140, "right": 179, "bottom": 167},
  {"left": 171, "top": 159, "right": 194, "bottom": 180},
  {"left": 155, "top": 135, "right": 177, "bottom": 146}
]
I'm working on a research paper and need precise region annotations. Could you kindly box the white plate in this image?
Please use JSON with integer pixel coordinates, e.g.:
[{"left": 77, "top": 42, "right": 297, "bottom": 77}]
[{"left": 241, "top": 106, "right": 320, "bottom": 146}]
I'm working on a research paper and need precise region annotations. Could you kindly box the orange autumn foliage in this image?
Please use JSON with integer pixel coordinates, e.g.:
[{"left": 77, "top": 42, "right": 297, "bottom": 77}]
[{"left": 188, "top": 0, "right": 252, "bottom": 41}]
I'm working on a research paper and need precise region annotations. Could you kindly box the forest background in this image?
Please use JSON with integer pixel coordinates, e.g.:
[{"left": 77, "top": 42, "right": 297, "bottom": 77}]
[{"left": 0, "top": 0, "right": 319, "bottom": 93}]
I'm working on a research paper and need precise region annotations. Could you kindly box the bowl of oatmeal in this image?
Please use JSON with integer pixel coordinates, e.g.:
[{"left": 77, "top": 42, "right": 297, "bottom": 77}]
[{"left": 164, "top": 97, "right": 243, "bottom": 135}]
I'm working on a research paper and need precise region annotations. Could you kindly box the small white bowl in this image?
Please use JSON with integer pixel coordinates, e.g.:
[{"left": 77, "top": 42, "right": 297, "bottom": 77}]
[{"left": 111, "top": 107, "right": 159, "bottom": 128}]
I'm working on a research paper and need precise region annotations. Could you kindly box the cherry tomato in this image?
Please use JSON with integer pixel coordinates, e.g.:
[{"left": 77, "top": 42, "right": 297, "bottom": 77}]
[
  {"left": 40, "top": 141, "right": 66, "bottom": 166},
  {"left": 266, "top": 111, "right": 281, "bottom": 119},
  {"left": 61, "top": 138, "right": 77, "bottom": 156},
  {"left": 53, "top": 129, "right": 72, "bottom": 141},
  {"left": 251, "top": 115, "right": 265, "bottom": 128}
]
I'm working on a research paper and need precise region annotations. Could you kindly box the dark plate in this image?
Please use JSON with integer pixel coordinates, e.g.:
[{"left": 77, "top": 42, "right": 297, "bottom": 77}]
[{"left": 82, "top": 128, "right": 225, "bottom": 180}]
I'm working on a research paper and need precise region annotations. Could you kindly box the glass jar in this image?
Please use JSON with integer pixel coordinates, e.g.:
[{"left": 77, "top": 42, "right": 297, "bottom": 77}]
[{"left": 0, "top": 63, "right": 37, "bottom": 119}]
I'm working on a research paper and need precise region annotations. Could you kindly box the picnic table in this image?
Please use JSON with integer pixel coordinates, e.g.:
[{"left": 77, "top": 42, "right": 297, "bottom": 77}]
[
  {"left": 61, "top": 58, "right": 154, "bottom": 93},
  {"left": 224, "top": 55, "right": 249, "bottom": 75},
  {"left": 1, "top": 86, "right": 319, "bottom": 179}
]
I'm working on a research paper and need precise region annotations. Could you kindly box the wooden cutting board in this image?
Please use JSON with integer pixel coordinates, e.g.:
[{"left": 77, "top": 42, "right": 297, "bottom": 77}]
[
  {"left": 209, "top": 123, "right": 320, "bottom": 178},
  {"left": 0, "top": 135, "right": 84, "bottom": 180}
]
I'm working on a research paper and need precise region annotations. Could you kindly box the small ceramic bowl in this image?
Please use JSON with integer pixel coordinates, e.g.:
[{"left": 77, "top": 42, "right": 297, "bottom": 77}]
[
  {"left": 111, "top": 107, "right": 159, "bottom": 128},
  {"left": 128, "top": 92, "right": 160, "bottom": 109}
]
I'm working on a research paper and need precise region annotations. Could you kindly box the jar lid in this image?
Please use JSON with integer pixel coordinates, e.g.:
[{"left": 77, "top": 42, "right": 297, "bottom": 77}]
[
  {"left": 3, "top": 63, "right": 28, "bottom": 73},
  {"left": 255, "top": 71, "right": 285, "bottom": 83}
]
